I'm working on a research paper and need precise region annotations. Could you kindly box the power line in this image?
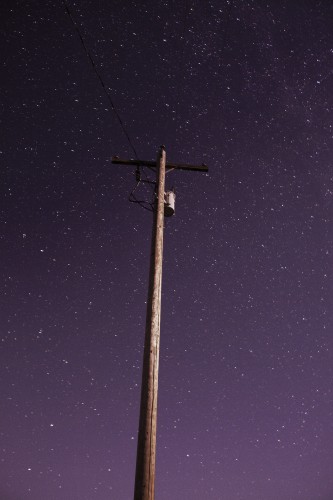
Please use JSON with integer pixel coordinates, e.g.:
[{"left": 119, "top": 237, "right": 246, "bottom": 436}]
[{"left": 62, "top": 0, "right": 139, "bottom": 159}]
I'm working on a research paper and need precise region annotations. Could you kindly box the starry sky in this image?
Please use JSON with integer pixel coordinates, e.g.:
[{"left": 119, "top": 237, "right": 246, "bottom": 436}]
[{"left": 2, "top": 1, "right": 333, "bottom": 499}]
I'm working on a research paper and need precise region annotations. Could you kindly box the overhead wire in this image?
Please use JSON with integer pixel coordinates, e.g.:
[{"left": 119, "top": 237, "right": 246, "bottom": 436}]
[
  {"left": 62, "top": 0, "right": 159, "bottom": 211},
  {"left": 62, "top": 0, "right": 139, "bottom": 160},
  {"left": 128, "top": 168, "right": 155, "bottom": 212}
]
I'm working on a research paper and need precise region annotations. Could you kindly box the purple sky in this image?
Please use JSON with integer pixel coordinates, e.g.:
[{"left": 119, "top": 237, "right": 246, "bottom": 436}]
[{"left": 2, "top": 1, "right": 333, "bottom": 499}]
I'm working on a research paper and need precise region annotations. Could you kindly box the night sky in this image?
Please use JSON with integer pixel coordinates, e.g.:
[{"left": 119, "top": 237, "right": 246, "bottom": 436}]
[{"left": 2, "top": 1, "right": 333, "bottom": 499}]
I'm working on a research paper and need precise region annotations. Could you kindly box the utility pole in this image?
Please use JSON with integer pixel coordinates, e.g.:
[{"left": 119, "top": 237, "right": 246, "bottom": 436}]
[{"left": 112, "top": 146, "right": 208, "bottom": 500}]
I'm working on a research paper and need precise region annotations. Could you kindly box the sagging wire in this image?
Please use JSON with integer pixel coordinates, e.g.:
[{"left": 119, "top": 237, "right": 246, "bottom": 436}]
[
  {"left": 129, "top": 163, "right": 178, "bottom": 212},
  {"left": 128, "top": 166, "right": 156, "bottom": 212},
  {"left": 62, "top": 0, "right": 157, "bottom": 212}
]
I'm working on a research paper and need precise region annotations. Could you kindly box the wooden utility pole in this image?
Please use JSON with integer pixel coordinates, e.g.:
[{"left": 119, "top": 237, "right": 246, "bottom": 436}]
[{"left": 112, "top": 146, "right": 208, "bottom": 500}]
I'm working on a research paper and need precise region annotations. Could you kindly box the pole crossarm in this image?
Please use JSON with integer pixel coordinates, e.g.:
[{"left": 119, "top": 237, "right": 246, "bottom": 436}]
[{"left": 112, "top": 156, "right": 208, "bottom": 172}]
